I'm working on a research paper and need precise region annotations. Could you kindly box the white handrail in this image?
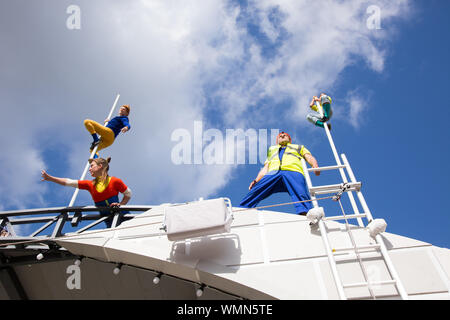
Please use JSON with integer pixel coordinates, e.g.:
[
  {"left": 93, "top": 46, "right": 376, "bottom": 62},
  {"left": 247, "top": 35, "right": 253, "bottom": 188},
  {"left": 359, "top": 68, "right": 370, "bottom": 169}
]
[{"left": 302, "top": 158, "right": 347, "bottom": 300}]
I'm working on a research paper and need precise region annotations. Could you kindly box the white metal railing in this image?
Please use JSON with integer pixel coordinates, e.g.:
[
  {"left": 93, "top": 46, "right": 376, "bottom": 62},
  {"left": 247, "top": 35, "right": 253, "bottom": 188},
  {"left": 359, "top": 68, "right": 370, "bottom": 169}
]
[{"left": 0, "top": 205, "right": 154, "bottom": 240}]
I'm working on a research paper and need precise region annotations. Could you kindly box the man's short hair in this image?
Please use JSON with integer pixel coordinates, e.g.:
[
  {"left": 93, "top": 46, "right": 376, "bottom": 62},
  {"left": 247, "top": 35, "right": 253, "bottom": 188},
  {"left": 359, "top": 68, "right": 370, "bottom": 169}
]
[{"left": 122, "top": 105, "right": 130, "bottom": 114}]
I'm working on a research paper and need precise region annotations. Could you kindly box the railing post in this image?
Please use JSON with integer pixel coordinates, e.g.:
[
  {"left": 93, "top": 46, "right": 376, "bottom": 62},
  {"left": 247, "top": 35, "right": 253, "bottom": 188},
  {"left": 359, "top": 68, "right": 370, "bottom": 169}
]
[{"left": 51, "top": 212, "right": 68, "bottom": 238}]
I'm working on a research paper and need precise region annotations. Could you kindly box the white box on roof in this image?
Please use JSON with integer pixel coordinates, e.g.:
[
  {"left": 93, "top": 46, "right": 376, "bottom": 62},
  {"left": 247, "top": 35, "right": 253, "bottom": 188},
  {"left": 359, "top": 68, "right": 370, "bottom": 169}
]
[{"left": 163, "top": 198, "right": 233, "bottom": 241}]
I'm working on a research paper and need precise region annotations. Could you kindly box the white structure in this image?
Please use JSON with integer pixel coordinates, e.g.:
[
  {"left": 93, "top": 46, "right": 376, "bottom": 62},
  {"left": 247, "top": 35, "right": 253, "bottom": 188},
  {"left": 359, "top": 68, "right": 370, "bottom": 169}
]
[{"left": 1, "top": 202, "right": 448, "bottom": 300}]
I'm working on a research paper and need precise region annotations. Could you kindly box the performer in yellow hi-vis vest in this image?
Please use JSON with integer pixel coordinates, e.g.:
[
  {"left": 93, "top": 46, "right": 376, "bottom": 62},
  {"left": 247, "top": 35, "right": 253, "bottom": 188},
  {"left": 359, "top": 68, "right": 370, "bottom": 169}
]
[{"left": 239, "top": 131, "right": 321, "bottom": 215}]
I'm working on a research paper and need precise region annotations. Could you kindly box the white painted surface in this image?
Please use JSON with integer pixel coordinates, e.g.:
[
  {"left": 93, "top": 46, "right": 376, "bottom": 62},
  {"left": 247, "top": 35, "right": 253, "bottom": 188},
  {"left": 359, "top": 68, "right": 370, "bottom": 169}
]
[{"left": 44, "top": 205, "right": 449, "bottom": 300}]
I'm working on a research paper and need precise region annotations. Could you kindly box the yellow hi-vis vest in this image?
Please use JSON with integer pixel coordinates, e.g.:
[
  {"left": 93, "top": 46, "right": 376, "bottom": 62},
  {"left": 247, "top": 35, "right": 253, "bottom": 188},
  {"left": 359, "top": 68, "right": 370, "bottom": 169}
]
[{"left": 265, "top": 143, "right": 310, "bottom": 175}]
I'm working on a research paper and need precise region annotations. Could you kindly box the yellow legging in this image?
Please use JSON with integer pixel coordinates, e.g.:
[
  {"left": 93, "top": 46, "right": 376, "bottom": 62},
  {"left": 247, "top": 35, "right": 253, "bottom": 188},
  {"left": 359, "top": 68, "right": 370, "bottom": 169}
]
[{"left": 84, "top": 119, "right": 115, "bottom": 152}]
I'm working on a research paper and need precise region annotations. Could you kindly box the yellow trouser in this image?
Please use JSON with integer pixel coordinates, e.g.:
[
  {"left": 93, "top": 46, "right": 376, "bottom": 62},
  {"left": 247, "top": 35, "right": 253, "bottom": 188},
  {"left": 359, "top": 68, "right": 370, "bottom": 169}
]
[{"left": 84, "top": 119, "right": 115, "bottom": 152}]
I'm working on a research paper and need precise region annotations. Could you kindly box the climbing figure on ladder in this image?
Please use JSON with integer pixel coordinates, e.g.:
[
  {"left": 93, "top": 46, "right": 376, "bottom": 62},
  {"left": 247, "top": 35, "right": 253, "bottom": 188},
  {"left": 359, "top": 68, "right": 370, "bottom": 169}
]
[
  {"left": 84, "top": 104, "right": 131, "bottom": 157},
  {"left": 307, "top": 93, "right": 332, "bottom": 130}
]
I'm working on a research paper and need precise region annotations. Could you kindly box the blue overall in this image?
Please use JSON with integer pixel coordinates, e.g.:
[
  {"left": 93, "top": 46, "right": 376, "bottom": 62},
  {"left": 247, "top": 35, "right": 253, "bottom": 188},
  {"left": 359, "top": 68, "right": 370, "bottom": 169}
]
[{"left": 239, "top": 148, "right": 313, "bottom": 214}]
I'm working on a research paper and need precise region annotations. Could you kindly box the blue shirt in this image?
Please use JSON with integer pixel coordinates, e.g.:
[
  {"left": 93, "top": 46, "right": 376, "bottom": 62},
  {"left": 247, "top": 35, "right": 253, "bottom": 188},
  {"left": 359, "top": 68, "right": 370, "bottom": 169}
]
[
  {"left": 279, "top": 147, "right": 286, "bottom": 161},
  {"left": 106, "top": 116, "right": 131, "bottom": 138}
]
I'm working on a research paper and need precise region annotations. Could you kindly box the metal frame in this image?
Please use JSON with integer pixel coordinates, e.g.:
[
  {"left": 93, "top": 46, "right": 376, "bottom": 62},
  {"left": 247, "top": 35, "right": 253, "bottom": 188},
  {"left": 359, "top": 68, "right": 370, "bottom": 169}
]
[{"left": 0, "top": 205, "right": 154, "bottom": 245}]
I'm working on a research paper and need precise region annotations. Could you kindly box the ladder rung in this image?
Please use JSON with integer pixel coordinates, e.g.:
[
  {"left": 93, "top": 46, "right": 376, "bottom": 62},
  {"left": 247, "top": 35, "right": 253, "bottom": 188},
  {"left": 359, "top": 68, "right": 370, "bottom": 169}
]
[
  {"left": 343, "top": 279, "right": 397, "bottom": 289},
  {"left": 332, "top": 244, "right": 380, "bottom": 253},
  {"left": 307, "top": 164, "right": 346, "bottom": 172},
  {"left": 334, "top": 251, "right": 382, "bottom": 262},
  {"left": 309, "top": 182, "right": 361, "bottom": 195},
  {"left": 324, "top": 213, "right": 367, "bottom": 221}
]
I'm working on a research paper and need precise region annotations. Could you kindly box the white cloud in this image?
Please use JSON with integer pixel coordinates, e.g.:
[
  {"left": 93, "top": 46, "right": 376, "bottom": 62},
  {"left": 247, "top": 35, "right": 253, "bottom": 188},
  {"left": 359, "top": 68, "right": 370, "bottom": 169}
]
[
  {"left": 0, "top": 0, "right": 411, "bottom": 212},
  {"left": 0, "top": 127, "right": 47, "bottom": 210},
  {"left": 345, "top": 90, "right": 367, "bottom": 129},
  {"left": 198, "top": 0, "right": 412, "bottom": 125}
]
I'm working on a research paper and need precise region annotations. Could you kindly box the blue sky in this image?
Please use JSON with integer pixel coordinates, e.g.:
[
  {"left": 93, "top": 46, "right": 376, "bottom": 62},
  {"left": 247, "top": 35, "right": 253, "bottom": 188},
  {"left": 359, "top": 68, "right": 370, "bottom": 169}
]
[{"left": 0, "top": 0, "right": 449, "bottom": 249}]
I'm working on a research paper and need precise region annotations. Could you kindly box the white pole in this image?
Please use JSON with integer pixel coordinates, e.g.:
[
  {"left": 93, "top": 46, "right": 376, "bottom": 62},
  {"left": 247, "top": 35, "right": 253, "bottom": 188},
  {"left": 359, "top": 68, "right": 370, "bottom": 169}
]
[
  {"left": 68, "top": 94, "right": 121, "bottom": 207},
  {"left": 340, "top": 153, "right": 374, "bottom": 221},
  {"left": 302, "top": 158, "right": 319, "bottom": 208},
  {"left": 302, "top": 158, "right": 347, "bottom": 300},
  {"left": 315, "top": 101, "right": 364, "bottom": 227}
]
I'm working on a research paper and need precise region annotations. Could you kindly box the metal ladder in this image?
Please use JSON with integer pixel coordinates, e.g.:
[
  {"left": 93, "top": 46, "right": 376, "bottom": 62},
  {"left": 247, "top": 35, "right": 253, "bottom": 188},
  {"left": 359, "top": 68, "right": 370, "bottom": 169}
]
[{"left": 300, "top": 100, "right": 408, "bottom": 300}]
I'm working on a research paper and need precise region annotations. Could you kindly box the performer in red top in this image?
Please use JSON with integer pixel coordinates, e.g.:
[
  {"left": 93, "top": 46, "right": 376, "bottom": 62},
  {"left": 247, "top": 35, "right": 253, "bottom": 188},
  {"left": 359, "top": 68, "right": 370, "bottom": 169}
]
[
  {"left": 41, "top": 157, "right": 132, "bottom": 228},
  {"left": 77, "top": 175, "right": 128, "bottom": 204}
]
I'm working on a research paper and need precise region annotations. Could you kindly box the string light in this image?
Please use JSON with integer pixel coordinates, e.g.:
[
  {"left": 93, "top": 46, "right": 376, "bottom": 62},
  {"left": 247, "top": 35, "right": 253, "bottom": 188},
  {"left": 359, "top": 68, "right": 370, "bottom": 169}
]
[
  {"left": 153, "top": 272, "right": 163, "bottom": 285},
  {"left": 196, "top": 284, "right": 205, "bottom": 297},
  {"left": 113, "top": 263, "right": 123, "bottom": 275}
]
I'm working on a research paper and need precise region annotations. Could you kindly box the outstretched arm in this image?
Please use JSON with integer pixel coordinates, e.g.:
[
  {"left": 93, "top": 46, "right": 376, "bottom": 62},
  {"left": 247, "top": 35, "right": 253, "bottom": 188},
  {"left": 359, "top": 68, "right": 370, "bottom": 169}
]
[
  {"left": 41, "top": 170, "right": 77, "bottom": 187},
  {"left": 304, "top": 153, "right": 320, "bottom": 176}
]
